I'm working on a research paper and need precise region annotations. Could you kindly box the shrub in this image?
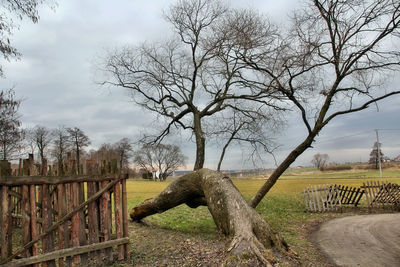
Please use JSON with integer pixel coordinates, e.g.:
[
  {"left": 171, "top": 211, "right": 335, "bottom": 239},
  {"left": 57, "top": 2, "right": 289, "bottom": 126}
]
[{"left": 323, "top": 165, "right": 352, "bottom": 171}]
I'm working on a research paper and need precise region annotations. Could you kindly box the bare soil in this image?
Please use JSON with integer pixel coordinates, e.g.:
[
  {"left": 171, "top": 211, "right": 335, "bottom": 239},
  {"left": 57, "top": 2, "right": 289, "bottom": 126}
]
[
  {"left": 111, "top": 211, "right": 400, "bottom": 266},
  {"left": 109, "top": 216, "right": 339, "bottom": 267},
  {"left": 312, "top": 213, "right": 400, "bottom": 266},
  {"left": 116, "top": 220, "right": 266, "bottom": 267}
]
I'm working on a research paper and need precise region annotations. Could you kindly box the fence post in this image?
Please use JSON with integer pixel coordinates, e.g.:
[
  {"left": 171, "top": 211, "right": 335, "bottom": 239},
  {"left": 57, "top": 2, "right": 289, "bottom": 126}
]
[
  {"left": 0, "top": 176, "right": 131, "bottom": 266},
  {"left": 1, "top": 185, "right": 9, "bottom": 260},
  {"left": 87, "top": 181, "right": 100, "bottom": 261},
  {"left": 114, "top": 181, "right": 123, "bottom": 260},
  {"left": 57, "top": 183, "right": 67, "bottom": 267},
  {"left": 72, "top": 182, "right": 81, "bottom": 266},
  {"left": 42, "top": 184, "right": 56, "bottom": 267},
  {"left": 78, "top": 182, "right": 88, "bottom": 266},
  {"left": 22, "top": 185, "right": 31, "bottom": 258},
  {"left": 29, "top": 184, "right": 39, "bottom": 267},
  {"left": 101, "top": 180, "right": 113, "bottom": 262},
  {"left": 121, "top": 177, "right": 130, "bottom": 260}
]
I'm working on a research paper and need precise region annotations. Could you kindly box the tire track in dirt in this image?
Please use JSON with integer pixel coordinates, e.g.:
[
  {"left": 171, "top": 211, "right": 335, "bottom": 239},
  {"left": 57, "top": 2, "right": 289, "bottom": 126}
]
[{"left": 313, "top": 213, "right": 400, "bottom": 266}]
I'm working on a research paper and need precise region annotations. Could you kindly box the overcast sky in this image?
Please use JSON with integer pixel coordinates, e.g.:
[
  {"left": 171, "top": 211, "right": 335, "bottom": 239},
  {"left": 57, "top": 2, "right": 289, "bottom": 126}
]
[{"left": 1, "top": 0, "right": 399, "bottom": 170}]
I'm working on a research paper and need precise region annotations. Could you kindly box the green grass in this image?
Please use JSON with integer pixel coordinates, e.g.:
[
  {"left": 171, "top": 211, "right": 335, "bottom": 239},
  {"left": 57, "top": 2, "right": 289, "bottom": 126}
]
[{"left": 125, "top": 169, "right": 400, "bottom": 263}]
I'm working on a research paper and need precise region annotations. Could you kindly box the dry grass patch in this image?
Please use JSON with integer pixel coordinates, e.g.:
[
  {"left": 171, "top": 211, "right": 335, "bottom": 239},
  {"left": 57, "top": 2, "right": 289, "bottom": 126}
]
[{"left": 121, "top": 170, "right": 400, "bottom": 265}]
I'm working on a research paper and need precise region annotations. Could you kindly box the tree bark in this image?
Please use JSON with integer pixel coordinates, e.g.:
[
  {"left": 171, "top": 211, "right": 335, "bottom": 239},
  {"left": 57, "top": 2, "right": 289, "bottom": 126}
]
[
  {"left": 217, "top": 136, "right": 234, "bottom": 172},
  {"left": 249, "top": 134, "right": 316, "bottom": 208},
  {"left": 131, "top": 169, "right": 291, "bottom": 265},
  {"left": 193, "top": 113, "right": 205, "bottom": 170},
  {"left": 76, "top": 145, "right": 80, "bottom": 175}
]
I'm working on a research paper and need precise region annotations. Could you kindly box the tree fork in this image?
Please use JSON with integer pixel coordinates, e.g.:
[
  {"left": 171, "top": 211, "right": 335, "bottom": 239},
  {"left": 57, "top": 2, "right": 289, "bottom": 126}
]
[{"left": 130, "top": 169, "right": 293, "bottom": 265}]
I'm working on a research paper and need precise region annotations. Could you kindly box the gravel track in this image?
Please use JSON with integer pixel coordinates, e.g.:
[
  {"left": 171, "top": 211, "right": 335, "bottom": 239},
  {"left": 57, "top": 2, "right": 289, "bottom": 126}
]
[{"left": 313, "top": 213, "right": 400, "bottom": 266}]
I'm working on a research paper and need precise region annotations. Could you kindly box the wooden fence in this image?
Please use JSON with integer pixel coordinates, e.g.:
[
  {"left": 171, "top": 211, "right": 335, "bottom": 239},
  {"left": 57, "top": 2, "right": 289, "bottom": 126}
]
[
  {"left": 303, "top": 184, "right": 364, "bottom": 212},
  {"left": 362, "top": 181, "right": 400, "bottom": 209},
  {"left": 0, "top": 175, "right": 129, "bottom": 267},
  {"left": 304, "top": 181, "right": 400, "bottom": 212}
]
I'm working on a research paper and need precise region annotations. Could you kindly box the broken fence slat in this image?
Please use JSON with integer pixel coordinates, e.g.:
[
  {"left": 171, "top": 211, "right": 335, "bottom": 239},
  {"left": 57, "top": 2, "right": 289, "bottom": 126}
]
[
  {"left": 5, "top": 237, "right": 129, "bottom": 267},
  {"left": 314, "top": 185, "right": 321, "bottom": 212}
]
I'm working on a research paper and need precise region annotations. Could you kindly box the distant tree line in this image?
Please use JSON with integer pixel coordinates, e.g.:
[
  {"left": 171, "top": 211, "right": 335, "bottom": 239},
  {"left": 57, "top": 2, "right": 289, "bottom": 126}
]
[
  {"left": 0, "top": 88, "right": 186, "bottom": 178},
  {"left": 312, "top": 140, "right": 400, "bottom": 171}
]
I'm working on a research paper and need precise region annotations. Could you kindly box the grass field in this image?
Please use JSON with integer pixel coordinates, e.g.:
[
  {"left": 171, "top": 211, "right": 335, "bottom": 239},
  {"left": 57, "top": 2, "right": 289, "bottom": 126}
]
[{"left": 125, "top": 168, "right": 400, "bottom": 265}]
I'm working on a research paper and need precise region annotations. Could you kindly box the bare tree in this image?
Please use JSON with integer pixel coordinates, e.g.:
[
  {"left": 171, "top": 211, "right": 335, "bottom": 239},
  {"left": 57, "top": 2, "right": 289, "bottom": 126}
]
[
  {"left": 113, "top": 1, "right": 286, "bottom": 263},
  {"left": 0, "top": 89, "right": 24, "bottom": 160},
  {"left": 100, "top": 0, "right": 281, "bottom": 171},
  {"left": 230, "top": 0, "right": 400, "bottom": 208},
  {"left": 67, "top": 127, "right": 90, "bottom": 175},
  {"left": 29, "top": 125, "right": 53, "bottom": 175},
  {"left": 90, "top": 143, "right": 116, "bottom": 163},
  {"left": 0, "top": 0, "right": 54, "bottom": 76},
  {"left": 129, "top": 1, "right": 400, "bottom": 263},
  {"left": 311, "top": 153, "right": 329, "bottom": 171},
  {"left": 23, "top": 126, "right": 36, "bottom": 155},
  {"left": 52, "top": 126, "right": 69, "bottom": 175},
  {"left": 134, "top": 143, "right": 186, "bottom": 180},
  {"left": 88, "top": 142, "right": 123, "bottom": 173},
  {"left": 369, "top": 142, "right": 384, "bottom": 169},
  {"left": 206, "top": 104, "right": 283, "bottom": 171},
  {"left": 114, "top": 137, "right": 133, "bottom": 171}
]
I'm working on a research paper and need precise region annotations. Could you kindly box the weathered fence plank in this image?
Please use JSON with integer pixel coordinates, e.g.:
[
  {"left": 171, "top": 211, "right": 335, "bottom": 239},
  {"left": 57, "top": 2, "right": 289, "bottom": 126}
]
[
  {"left": 29, "top": 185, "right": 39, "bottom": 267},
  {"left": 305, "top": 181, "right": 400, "bottom": 212},
  {"left": 72, "top": 182, "right": 81, "bottom": 266},
  {"left": 1, "top": 177, "right": 123, "bottom": 265},
  {"left": 5, "top": 237, "right": 129, "bottom": 267},
  {"left": 114, "top": 182, "right": 124, "bottom": 260},
  {"left": 304, "top": 184, "right": 364, "bottom": 212},
  {"left": 362, "top": 181, "right": 400, "bottom": 209},
  {"left": 0, "top": 156, "right": 130, "bottom": 267},
  {"left": 121, "top": 177, "right": 130, "bottom": 259},
  {"left": 43, "top": 184, "right": 57, "bottom": 267},
  {"left": 101, "top": 180, "right": 113, "bottom": 262},
  {"left": 22, "top": 185, "right": 30, "bottom": 258},
  {"left": 0, "top": 186, "right": 9, "bottom": 260},
  {"left": 78, "top": 182, "right": 88, "bottom": 266},
  {"left": 87, "top": 181, "right": 100, "bottom": 261}
]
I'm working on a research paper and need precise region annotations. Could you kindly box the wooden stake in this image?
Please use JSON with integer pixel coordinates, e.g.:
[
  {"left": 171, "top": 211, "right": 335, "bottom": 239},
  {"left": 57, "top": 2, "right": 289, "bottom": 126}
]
[
  {"left": 72, "top": 182, "right": 80, "bottom": 266},
  {"left": 87, "top": 181, "right": 100, "bottom": 261},
  {"left": 57, "top": 184, "right": 65, "bottom": 267},
  {"left": 100, "top": 180, "right": 112, "bottom": 262},
  {"left": 42, "top": 184, "right": 56, "bottom": 267},
  {"left": 1, "top": 186, "right": 9, "bottom": 260},
  {"left": 22, "top": 185, "right": 31, "bottom": 258},
  {"left": 1, "top": 178, "right": 121, "bottom": 265},
  {"left": 114, "top": 182, "right": 123, "bottom": 260},
  {"left": 121, "top": 178, "right": 130, "bottom": 260},
  {"left": 29, "top": 185, "right": 38, "bottom": 267}
]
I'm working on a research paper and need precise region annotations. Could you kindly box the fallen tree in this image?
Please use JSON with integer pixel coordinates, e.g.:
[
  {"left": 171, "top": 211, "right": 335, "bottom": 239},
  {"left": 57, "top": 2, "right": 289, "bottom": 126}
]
[{"left": 130, "top": 169, "right": 293, "bottom": 266}]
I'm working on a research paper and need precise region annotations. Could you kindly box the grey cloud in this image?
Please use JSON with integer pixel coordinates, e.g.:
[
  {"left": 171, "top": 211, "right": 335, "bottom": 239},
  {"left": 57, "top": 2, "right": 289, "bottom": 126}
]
[{"left": 0, "top": 0, "right": 399, "bottom": 169}]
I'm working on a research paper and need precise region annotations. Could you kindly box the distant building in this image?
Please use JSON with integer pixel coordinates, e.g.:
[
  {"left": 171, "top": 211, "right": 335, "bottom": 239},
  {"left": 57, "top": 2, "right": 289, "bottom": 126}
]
[{"left": 152, "top": 168, "right": 160, "bottom": 179}]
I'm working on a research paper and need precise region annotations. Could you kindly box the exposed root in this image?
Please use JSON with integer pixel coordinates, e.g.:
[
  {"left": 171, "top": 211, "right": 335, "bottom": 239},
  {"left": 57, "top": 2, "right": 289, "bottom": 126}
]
[
  {"left": 228, "top": 234, "right": 275, "bottom": 266},
  {"left": 131, "top": 169, "right": 295, "bottom": 266}
]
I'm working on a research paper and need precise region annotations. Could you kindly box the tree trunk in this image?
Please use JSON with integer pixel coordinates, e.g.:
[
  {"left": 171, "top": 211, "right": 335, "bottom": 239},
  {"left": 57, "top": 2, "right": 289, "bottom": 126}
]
[
  {"left": 249, "top": 134, "right": 316, "bottom": 208},
  {"left": 217, "top": 136, "right": 233, "bottom": 172},
  {"left": 131, "top": 169, "right": 291, "bottom": 265},
  {"left": 193, "top": 113, "right": 205, "bottom": 171},
  {"left": 2, "top": 144, "right": 6, "bottom": 160},
  {"left": 76, "top": 146, "right": 80, "bottom": 175}
]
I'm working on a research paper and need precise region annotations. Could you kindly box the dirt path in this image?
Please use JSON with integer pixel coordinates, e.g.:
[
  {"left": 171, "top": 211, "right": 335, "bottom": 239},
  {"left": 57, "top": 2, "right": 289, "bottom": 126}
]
[{"left": 313, "top": 213, "right": 400, "bottom": 266}]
